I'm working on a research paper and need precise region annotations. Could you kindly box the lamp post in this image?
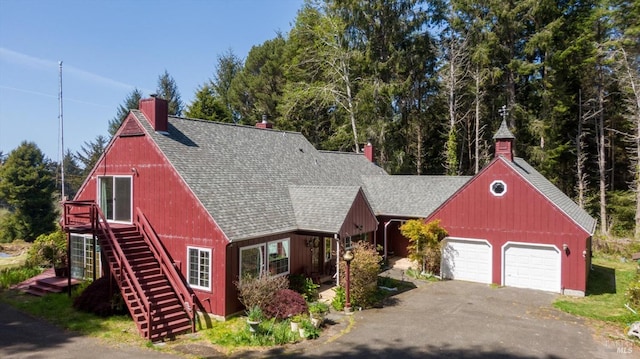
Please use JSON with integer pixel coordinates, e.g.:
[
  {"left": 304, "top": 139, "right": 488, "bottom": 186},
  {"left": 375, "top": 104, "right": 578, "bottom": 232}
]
[{"left": 343, "top": 250, "right": 354, "bottom": 314}]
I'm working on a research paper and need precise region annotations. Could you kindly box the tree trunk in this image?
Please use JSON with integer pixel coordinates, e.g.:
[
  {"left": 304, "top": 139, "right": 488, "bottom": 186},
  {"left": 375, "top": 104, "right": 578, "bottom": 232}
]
[
  {"left": 475, "top": 66, "right": 481, "bottom": 174},
  {"left": 597, "top": 69, "right": 608, "bottom": 235},
  {"left": 576, "top": 89, "right": 586, "bottom": 209}
]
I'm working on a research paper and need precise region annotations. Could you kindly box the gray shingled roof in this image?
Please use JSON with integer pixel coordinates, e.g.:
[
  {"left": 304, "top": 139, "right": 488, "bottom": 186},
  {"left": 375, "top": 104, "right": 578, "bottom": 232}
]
[
  {"left": 493, "top": 119, "right": 515, "bottom": 139},
  {"left": 506, "top": 157, "right": 597, "bottom": 234},
  {"left": 132, "top": 111, "right": 386, "bottom": 241},
  {"left": 289, "top": 186, "right": 362, "bottom": 233},
  {"left": 362, "top": 175, "right": 471, "bottom": 217}
]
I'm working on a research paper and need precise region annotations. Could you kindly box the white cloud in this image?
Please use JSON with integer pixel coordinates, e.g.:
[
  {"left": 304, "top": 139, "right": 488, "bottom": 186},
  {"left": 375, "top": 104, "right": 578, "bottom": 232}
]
[{"left": 0, "top": 47, "right": 135, "bottom": 91}]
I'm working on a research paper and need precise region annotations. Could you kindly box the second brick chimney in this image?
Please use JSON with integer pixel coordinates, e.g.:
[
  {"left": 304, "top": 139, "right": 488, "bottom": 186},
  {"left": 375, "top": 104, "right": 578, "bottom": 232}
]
[
  {"left": 139, "top": 96, "right": 169, "bottom": 133},
  {"left": 364, "top": 141, "right": 374, "bottom": 162},
  {"left": 255, "top": 114, "right": 273, "bottom": 129}
]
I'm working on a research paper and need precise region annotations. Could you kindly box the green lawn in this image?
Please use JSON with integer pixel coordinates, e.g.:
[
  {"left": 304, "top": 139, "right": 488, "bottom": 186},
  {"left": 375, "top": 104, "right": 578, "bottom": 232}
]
[{"left": 554, "top": 255, "right": 640, "bottom": 328}]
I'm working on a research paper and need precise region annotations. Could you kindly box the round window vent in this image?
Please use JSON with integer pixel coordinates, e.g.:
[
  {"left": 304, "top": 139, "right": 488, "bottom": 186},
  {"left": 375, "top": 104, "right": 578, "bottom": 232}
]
[{"left": 490, "top": 180, "right": 507, "bottom": 196}]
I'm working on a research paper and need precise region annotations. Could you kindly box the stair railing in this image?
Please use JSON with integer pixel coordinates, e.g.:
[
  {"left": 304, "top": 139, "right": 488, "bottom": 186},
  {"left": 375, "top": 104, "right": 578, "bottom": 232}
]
[
  {"left": 63, "top": 201, "right": 154, "bottom": 339},
  {"left": 135, "top": 207, "right": 196, "bottom": 333}
]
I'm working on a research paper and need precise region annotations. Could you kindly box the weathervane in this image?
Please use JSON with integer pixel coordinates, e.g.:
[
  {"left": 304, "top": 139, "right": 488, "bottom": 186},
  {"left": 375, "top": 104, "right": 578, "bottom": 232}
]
[{"left": 498, "top": 105, "right": 508, "bottom": 122}]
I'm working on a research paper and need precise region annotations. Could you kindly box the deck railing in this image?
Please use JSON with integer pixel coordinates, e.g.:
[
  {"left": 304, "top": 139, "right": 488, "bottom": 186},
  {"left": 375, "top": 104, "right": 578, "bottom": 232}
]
[
  {"left": 63, "top": 201, "right": 153, "bottom": 338},
  {"left": 135, "top": 207, "right": 196, "bottom": 333}
]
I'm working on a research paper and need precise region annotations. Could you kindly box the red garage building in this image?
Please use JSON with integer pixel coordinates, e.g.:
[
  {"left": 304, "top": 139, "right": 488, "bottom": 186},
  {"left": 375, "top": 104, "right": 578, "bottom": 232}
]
[{"left": 427, "top": 121, "right": 595, "bottom": 296}]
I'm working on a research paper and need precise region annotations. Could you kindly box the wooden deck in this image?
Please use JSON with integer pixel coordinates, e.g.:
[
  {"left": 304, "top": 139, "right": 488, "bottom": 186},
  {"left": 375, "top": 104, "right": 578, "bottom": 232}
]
[
  {"left": 12, "top": 268, "right": 81, "bottom": 296},
  {"left": 65, "top": 222, "right": 135, "bottom": 235}
]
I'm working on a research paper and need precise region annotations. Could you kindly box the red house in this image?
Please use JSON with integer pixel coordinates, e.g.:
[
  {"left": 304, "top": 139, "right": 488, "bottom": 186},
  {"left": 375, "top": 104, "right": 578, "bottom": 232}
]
[
  {"left": 63, "top": 97, "right": 383, "bottom": 340},
  {"left": 426, "top": 121, "right": 596, "bottom": 296},
  {"left": 62, "top": 97, "right": 594, "bottom": 341}
]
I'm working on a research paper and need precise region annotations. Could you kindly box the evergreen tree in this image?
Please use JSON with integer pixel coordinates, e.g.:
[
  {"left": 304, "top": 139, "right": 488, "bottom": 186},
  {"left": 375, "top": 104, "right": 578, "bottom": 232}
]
[
  {"left": 156, "top": 70, "right": 184, "bottom": 116},
  {"left": 185, "top": 50, "right": 242, "bottom": 123},
  {"left": 212, "top": 50, "right": 243, "bottom": 122},
  {"left": 108, "top": 88, "right": 142, "bottom": 136},
  {"left": 0, "top": 142, "right": 57, "bottom": 242},
  {"left": 230, "top": 35, "right": 287, "bottom": 125},
  {"left": 76, "top": 135, "right": 108, "bottom": 178},
  {"left": 62, "top": 149, "right": 83, "bottom": 199},
  {"left": 185, "top": 84, "right": 230, "bottom": 122}
]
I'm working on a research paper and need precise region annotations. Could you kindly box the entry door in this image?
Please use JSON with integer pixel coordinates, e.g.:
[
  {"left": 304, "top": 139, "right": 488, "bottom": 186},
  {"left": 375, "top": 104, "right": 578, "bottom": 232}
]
[{"left": 98, "top": 176, "right": 132, "bottom": 222}]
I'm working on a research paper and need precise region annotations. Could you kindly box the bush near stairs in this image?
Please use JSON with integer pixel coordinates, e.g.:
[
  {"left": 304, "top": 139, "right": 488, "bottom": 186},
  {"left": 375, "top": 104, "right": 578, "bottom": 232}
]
[{"left": 73, "top": 276, "right": 128, "bottom": 317}]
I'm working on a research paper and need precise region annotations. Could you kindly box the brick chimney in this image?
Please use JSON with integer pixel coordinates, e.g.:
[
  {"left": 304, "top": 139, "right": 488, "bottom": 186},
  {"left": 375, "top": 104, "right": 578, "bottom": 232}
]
[
  {"left": 139, "top": 96, "right": 168, "bottom": 133},
  {"left": 364, "top": 141, "right": 374, "bottom": 162},
  {"left": 255, "top": 114, "right": 273, "bottom": 129},
  {"left": 493, "top": 119, "right": 515, "bottom": 161}
]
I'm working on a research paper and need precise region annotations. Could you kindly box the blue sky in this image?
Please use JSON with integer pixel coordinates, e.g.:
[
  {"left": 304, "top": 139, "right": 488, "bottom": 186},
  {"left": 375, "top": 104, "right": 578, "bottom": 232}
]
[{"left": 0, "top": 0, "right": 304, "bottom": 161}]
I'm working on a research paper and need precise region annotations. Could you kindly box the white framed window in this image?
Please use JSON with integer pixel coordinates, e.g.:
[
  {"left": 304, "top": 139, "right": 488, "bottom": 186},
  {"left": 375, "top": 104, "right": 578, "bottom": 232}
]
[
  {"left": 267, "top": 239, "right": 290, "bottom": 276},
  {"left": 240, "top": 244, "right": 264, "bottom": 280},
  {"left": 345, "top": 237, "right": 353, "bottom": 250},
  {"left": 490, "top": 180, "right": 507, "bottom": 197},
  {"left": 187, "top": 247, "right": 211, "bottom": 290},
  {"left": 70, "top": 234, "right": 102, "bottom": 280},
  {"left": 240, "top": 238, "right": 290, "bottom": 280}
]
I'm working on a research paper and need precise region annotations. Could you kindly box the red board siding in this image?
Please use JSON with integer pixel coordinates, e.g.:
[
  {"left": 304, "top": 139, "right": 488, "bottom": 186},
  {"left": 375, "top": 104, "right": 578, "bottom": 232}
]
[
  {"left": 339, "top": 190, "right": 378, "bottom": 239},
  {"left": 427, "top": 158, "right": 590, "bottom": 294},
  {"left": 375, "top": 217, "right": 411, "bottom": 258},
  {"left": 75, "top": 115, "right": 230, "bottom": 317}
]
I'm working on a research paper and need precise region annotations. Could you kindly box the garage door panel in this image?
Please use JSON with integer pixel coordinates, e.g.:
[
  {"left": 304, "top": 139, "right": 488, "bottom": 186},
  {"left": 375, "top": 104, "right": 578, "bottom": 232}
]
[
  {"left": 441, "top": 239, "right": 492, "bottom": 284},
  {"left": 503, "top": 243, "right": 560, "bottom": 293}
]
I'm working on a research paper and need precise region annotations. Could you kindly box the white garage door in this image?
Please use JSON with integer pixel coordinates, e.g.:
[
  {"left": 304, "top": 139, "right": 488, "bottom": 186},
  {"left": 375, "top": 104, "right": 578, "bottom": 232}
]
[
  {"left": 503, "top": 243, "right": 561, "bottom": 293},
  {"left": 441, "top": 238, "right": 492, "bottom": 284}
]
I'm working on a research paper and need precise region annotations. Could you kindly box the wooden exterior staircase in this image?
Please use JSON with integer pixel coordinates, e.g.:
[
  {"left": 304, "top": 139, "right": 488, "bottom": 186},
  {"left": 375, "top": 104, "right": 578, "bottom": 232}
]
[{"left": 62, "top": 201, "right": 196, "bottom": 341}]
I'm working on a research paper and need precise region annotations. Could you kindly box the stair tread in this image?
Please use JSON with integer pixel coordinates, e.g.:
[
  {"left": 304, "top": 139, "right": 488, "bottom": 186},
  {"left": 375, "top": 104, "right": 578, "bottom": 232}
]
[{"left": 78, "top": 219, "right": 192, "bottom": 342}]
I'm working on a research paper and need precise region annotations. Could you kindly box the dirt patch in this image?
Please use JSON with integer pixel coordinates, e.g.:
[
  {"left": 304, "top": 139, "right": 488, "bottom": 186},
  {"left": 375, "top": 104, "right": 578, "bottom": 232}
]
[{"left": 171, "top": 343, "right": 226, "bottom": 358}]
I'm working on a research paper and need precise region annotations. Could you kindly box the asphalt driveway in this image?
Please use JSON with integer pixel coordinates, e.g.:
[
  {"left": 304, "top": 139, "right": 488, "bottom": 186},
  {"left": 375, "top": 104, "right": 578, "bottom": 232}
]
[
  {"left": 1, "top": 281, "right": 633, "bottom": 358},
  {"left": 293, "top": 281, "right": 629, "bottom": 359},
  {"left": 0, "top": 302, "right": 179, "bottom": 359}
]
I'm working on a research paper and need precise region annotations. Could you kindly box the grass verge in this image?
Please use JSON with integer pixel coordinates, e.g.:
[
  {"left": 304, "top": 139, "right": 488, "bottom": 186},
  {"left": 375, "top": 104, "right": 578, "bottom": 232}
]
[
  {"left": 0, "top": 288, "right": 145, "bottom": 347},
  {"left": 554, "top": 255, "right": 640, "bottom": 330}
]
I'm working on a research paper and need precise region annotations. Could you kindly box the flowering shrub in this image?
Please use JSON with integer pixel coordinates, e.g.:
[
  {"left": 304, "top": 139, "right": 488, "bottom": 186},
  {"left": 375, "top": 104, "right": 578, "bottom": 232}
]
[
  {"left": 262, "top": 289, "right": 308, "bottom": 319},
  {"left": 400, "top": 219, "right": 447, "bottom": 274}
]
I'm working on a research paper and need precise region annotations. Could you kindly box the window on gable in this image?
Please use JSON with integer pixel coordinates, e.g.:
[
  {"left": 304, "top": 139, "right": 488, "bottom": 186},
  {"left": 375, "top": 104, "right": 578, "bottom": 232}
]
[
  {"left": 188, "top": 247, "right": 211, "bottom": 290},
  {"left": 490, "top": 180, "right": 507, "bottom": 197}
]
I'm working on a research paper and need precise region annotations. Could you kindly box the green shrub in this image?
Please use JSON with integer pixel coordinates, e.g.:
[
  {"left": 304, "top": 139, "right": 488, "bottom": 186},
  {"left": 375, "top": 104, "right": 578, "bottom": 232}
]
[
  {"left": 0, "top": 266, "right": 42, "bottom": 289},
  {"left": 331, "top": 286, "right": 345, "bottom": 311},
  {"left": 338, "top": 241, "right": 382, "bottom": 308},
  {"left": 272, "top": 319, "right": 298, "bottom": 344},
  {"left": 607, "top": 191, "right": 636, "bottom": 238},
  {"left": 400, "top": 219, "right": 447, "bottom": 274},
  {"left": 235, "top": 274, "right": 289, "bottom": 312},
  {"left": 308, "top": 301, "right": 329, "bottom": 316},
  {"left": 625, "top": 278, "right": 640, "bottom": 310},
  {"left": 289, "top": 274, "right": 319, "bottom": 301},
  {"left": 300, "top": 319, "right": 319, "bottom": 339},
  {"left": 26, "top": 226, "right": 67, "bottom": 268}
]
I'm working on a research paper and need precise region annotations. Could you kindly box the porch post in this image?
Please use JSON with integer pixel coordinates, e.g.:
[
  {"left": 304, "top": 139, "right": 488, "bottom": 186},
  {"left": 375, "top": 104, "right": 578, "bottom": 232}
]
[
  {"left": 334, "top": 234, "right": 339, "bottom": 286},
  {"left": 67, "top": 231, "right": 71, "bottom": 296}
]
